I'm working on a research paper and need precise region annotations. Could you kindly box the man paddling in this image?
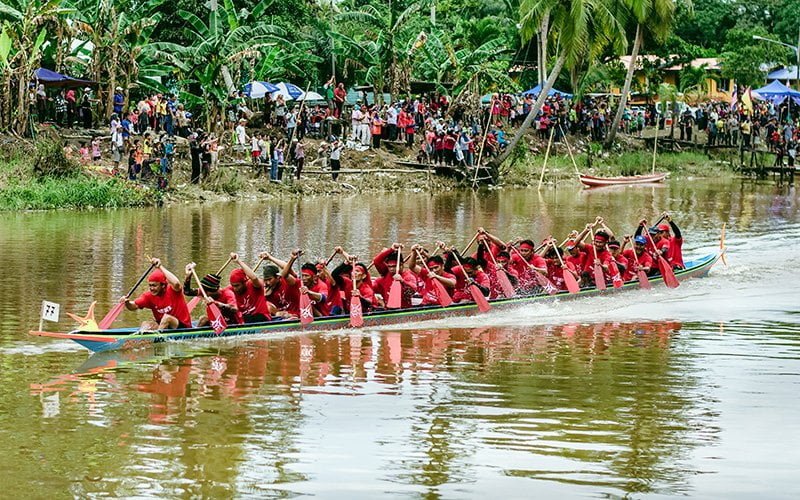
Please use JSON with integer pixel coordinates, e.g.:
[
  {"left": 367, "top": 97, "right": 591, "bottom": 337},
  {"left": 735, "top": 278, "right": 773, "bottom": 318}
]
[
  {"left": 409, "top": 245, "right": 456, "bottom": 305},
  {"left": 621, "top": 235, "right": 654, "bottom": 279},
  {"left": 228, "top": 253, "right": 271, "bottom": 323},
  {"left": 122, "top": 257, "right": 192, "bottom": 331},
  {"left": 299, "top": 262, "right": 331, "bottom": 317},
  {"left": 479, "top": 230, "right": 545, "bottom": 293},
  {"left": 574, "top": 222, "right": 622, "bottom": 288},
  {"left": 444, "top": 248, "right": 490, "bottom": 303},
  {"left": 655, "top": 213, "right": 684, "bottom": 269},
  {"left": 372, "top": 243, "right": 419, "bottom": 309},
  {"left": 259, "top": 251, "right": 301, "bottom": 319},
  {"left": 183, "top": 266, "right": 243, "bottom": 326}
]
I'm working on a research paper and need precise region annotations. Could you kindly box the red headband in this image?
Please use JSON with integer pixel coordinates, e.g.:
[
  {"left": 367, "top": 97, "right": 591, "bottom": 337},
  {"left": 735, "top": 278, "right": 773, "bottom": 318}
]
[
  {"left": 301, "top": 268, "right": 316, "bottom": 276},
  {"left": 519, "top": 242, "right": 534, "bottom": 250},
  {"left": 594, "top": 234, "right": 608, "bottom": 243},
  {"left": 355, "top": 263, "right": 368, "bottom": 274}
]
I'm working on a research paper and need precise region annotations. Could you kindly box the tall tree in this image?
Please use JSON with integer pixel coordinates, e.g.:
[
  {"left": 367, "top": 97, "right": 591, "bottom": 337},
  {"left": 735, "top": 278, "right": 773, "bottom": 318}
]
[
  {"left": 605, "top": 0, "right": 680, "bottom": 147},
  {"left": 489, "top": 0, "right": 623, "bottom": 170}
]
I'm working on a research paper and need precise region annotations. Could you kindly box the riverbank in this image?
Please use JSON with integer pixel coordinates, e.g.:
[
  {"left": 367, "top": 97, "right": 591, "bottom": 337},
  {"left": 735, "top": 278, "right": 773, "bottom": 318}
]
[{"left": 0, "top": 131, "right": 734, "bottom": 211}]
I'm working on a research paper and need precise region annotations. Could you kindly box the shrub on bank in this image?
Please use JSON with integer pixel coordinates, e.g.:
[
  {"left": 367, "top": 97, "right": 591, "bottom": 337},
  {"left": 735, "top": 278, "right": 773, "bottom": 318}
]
[{"left": 0, "top": 175, "right": 157, "bottom": 210}]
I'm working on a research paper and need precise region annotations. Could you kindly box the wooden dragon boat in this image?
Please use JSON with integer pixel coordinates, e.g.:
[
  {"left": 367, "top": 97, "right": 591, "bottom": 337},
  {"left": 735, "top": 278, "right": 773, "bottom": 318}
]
[
  {"left": 30, "top": 252, "right": 721, "bottom": 354},
  {"left": 579, "top": 172, "right": 668, "bottom": 187}
]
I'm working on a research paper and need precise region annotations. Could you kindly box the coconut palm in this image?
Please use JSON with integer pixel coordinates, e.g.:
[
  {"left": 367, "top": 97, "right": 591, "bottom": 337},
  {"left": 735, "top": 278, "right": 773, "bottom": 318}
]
[
  {"left": 489, "top": 0, "right": 624, "bottom": 169},
  {"left": 605, "top": 0, "right": 681, "bottom": 147}
]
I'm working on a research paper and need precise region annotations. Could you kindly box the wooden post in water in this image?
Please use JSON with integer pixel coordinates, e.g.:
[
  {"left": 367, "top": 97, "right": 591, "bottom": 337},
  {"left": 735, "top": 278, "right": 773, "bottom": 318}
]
[{"left": 538, "top": 127, "right": 555, "bottom": 190}]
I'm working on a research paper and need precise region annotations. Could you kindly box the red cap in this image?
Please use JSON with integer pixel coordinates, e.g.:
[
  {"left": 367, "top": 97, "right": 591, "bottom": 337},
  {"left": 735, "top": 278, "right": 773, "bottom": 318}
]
[
  {"left": 148, "top": 269, "right": 166, "bottom": 283},
  {"left": 565, "top": 240, "right": 577, "bottom": 249},
  {"left": 230, "top": 268, "right": 247, "bottom": 283},
  {"left": 657, "top": 223, "right": 670, "bottom": 232}
]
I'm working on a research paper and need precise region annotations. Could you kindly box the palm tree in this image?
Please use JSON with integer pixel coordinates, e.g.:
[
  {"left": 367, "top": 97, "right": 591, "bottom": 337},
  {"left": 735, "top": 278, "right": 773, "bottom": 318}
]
[
  {"left": 605, "top": 0, "right": 681, "bottom": 147},
  {"left": 489, "top": 0, "right": 623, "bottom": 170}
]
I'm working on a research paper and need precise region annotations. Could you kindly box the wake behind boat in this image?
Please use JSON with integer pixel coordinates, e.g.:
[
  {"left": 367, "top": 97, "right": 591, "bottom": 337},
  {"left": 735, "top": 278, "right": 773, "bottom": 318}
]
[
  {"left": 30, "top": 252, "right": 721, "bottom": 353},
  {"left": 579, "top": 172, "right": 668, "bottom": 187}
]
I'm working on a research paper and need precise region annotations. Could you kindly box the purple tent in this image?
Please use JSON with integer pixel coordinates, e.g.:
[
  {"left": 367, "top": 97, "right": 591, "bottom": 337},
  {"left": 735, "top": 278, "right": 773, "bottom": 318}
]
[{"left": 33, "top": 68, "right": 94, "bottom": 88}]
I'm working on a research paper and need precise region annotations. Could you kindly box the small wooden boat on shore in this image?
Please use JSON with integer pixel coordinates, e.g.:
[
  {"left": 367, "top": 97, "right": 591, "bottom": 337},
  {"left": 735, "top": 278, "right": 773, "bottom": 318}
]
[
  {"left": 30, "top": 252, "right": 722, "bottom": 354},
  {"left": 579, "top": 172, "right": 668, "bottom": 187}
]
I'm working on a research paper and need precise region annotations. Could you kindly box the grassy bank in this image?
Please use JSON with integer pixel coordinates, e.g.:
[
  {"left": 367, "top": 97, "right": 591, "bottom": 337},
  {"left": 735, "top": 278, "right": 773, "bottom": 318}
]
[
  {"left": 0, "top": 139, "right": 156, "bottom": 211},
  {"left": 502, "top": 141, "right": 730, "bottom": 186}
]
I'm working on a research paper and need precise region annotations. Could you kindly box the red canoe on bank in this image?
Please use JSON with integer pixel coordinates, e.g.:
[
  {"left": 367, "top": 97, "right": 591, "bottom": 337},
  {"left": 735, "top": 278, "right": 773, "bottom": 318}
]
[{"left": 579, "top": 172, "right": 668, "bottom": 187}]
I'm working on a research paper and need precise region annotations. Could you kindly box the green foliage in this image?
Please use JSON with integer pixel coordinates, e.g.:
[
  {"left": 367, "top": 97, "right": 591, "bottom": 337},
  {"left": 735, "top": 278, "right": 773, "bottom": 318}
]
[
  {"left": 32, "top": 138, "right": 80, "bottom": 178},
  {"left": 0, "top": 175, "right": 156, "bottom": 210},
  {"left": 721, "top": 27, "right": 790, "bottom": 88}
]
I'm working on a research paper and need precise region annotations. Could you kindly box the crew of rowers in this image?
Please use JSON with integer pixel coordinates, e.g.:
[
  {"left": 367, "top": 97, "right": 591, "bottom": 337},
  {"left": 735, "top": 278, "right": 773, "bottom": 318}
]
[{"left": 120, "top": 213, "right": 684, "bottom": 331}]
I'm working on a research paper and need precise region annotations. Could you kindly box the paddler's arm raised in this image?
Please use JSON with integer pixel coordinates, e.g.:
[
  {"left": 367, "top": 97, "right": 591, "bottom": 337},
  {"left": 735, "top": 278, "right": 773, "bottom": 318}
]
[
  {"left": 231, "top": 252, "right": 262, "bottom": 289},
  {"left": 664, "top": 213, "right": 682, "bottom": 239},
  {"left": 259, "top": 251, "right": 297, "bottom": 280},
  {"left": 282, "top": 249, "right": 302, "bottom": 286},
  {"left": 372, "top": 245, "right": 397, "bottom": 275},
  {"left": 478, "top": 228, "right": 507, "bottom": 252},
  {"left": 183, "top": 262, "right": 200, "bottom": 296}
]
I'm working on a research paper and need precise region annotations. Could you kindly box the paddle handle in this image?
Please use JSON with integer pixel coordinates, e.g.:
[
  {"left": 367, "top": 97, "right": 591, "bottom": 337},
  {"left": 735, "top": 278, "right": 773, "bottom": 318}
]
[
  {"left": 394, "top": 247, "right": 401, "bottom": 275},
  {"left": 125, "top": 263, "right": 155, "bottom": 298},
  {"left": 325, "top": 249, "right": 338, "bottom": 267},
  {"left": 216, "top": 257, "right": 233, "bottom": 276},
  {"left": 461, "top": 231, "right": 480, "bottom": 255},
  {"left": 252, "top": 257, "right": 266, "bottom": 272},
  {"left": 190, "top": 268, "right": 211, "bottom": 300},
  {"left": 449, "top": 250, "right": 472, "bottom": 283}
]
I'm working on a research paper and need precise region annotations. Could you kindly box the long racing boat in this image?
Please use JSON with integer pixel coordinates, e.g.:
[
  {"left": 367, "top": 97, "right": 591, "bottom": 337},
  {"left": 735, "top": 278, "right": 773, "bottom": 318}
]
[{"left": 30, "top": 252, "right": 722, "bottom": 354}]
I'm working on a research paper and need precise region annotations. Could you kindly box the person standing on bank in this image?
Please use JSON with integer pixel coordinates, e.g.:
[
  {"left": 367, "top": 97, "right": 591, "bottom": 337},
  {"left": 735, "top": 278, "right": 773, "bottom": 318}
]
[{"left": 330, "top": 138, "right": 343, "bottom": 181}]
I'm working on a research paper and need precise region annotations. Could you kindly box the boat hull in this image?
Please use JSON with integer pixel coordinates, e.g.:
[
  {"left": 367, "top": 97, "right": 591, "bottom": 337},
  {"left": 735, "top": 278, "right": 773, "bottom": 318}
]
[
  {"left": 579, "top": 172, "right": 668, "bottom": 187},
  {"left": 30, "top": 253, "right": 720, "bottom": 353}
]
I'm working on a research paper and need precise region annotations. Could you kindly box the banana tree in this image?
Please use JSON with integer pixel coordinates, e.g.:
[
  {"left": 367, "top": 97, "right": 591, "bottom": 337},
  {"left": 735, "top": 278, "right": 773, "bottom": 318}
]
[{"left": 0, "top": 0, "right": 74, "bottom": 134}]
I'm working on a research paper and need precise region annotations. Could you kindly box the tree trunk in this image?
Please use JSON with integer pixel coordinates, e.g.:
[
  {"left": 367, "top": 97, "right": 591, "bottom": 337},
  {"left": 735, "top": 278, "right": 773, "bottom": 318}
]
[
  {"left": 605, "top": 24, "right": 641, "bottom": 147},
  {"left": 538, "top": 14, "right": 549, "bottom": 85},
  {"left": 488, "top": 51, "right": 566, "bottom": 170},
  {"left": 221, "top": 65, "right": 235, "bottom": 94}
]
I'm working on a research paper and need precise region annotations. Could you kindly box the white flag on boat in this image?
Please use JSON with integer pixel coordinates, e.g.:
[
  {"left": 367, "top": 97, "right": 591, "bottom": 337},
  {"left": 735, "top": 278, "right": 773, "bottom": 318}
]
[{"left": 41, "top": 300, "right": 60, "bottom": 322}]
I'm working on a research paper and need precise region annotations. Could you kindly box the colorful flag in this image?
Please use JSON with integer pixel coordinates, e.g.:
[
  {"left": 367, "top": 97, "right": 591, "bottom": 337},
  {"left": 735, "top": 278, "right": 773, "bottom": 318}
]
[
  {"left": 741, "top": 86, "right": 753, "bottom": 114},
  {"left": 730, "top": 86, "right": 738, "bottom": 110}
]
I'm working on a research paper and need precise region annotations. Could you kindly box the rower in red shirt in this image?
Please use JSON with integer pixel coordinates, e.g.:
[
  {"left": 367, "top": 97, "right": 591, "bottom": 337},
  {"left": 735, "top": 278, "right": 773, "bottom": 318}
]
[
  {"left": 259, "top": 251, "right": 301, "bottom": 318},
  {"left": 480, "top": 230, "right": 545, "bottom": 293},
  {"left": 332, "top": 256, "right": 382, "bottom": 312},
  {"left": 607, "top": 239, "right": 628, "bottom": 280},
  {"left": 574, "top": 221, "right": 622, "bottom": 288},
  {"left": 444, "top": 249, "right": 490, "bottom": 303},
  {"left": 183, "top": 266, "right": 243, "bottom": 326},
  {"left": 621, "top": 235, "right": 655, "bottom": 279},
  {"left": 656, "top": 213, "right": 684, "bottom": 269},
  {"left": 476, "top": 238, "right": 518, "bottom": 298},
  {"left": 299, "top": 262, "right": 330, "bottom": 317},
  {"left": 564, "top": 238, "right": 587, "bottom": 283},
  {"left": 372, "top": 243, "right": 419, "bottom": 309},
  {"left": 544, "top": 245, "right": 579, "bottom": 291},
  {"left": 227, "top": 253, "right": 271, "bottom": 323},
  {"left": 122, "top": 257, "right": 192, "bottom": 330},
  {"left": 409, "top": 246, "right": 456, "bottom": 305}
]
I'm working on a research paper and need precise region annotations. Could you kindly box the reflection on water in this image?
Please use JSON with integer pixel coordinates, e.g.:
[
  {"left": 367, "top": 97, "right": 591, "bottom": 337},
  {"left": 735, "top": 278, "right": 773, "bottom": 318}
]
[
  {"left": 2, "top": 179, "right": 800, "bottom": 498},
  {"left": 22, "top": 322, "right": 721, "bottom": 497}
]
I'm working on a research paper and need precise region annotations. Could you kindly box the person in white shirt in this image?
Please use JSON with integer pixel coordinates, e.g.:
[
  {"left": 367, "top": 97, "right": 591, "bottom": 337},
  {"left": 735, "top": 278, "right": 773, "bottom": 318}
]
[
  {"left": 386, "top": 104, "right": 398, "bottom": 140},
  {"left": 235, "top": 119, "right": 248, "bottom": 160},
  {"left": 350, "top": 107, "right": 362, "bottom": 141},
  {"left": 330, "top": 138, "right": 343, "bottom": 181},
  {"left": 251, "top": 133, "right": 261, "bottom": 168}
]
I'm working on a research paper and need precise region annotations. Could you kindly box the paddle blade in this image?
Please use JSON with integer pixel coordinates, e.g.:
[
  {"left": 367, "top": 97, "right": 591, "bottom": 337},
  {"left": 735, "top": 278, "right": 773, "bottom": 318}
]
[
  {"left": 659, "top": 257, "right": 680, "bottom": 288},
  {"left": 593, "top": 264, "right": 607, "bottom": 290},
  {"left": 98, "top": 302, "right": 125, "bottom": 330},
  {"left": 299, "top": 293, "right": 314, "bottom": 325},
  {"left": 207, "top": 304, "right": 227, "bottom": 335},
  {"left": 433, "top": 279, "right": 453, "bottom": 307},
  {"left": 637, "top": 270, "right": 652, "bottom": 289},
  {"left": 350, "top": 296, "right": 363, "bottom": 328},
  {"left": 535, "top": 272, "right": 558, "bottom": 295},
  {"left": 563, "top": 270, "right": 580, "bottom": 294},
  {"left": 187, "top": 295, "right": 202, "bottom": 313},
  {"left": 470, "top": 284, "right": 491, "bottom": 313},
  {"left": 497, "top": 271, "right": 516, "bottom": 298},
  {"left": 387, "top": 280, "right": 402, "bottom": 309}
]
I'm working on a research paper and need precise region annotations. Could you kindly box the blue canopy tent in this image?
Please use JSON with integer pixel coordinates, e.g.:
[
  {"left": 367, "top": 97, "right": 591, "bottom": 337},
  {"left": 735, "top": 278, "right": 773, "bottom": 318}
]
[
  {"left": 752, "top": 80, "right": 800, "bottom": 106},
  {"left": 522, "top": 84, "right": 573, "bottom": 99},
  {"left": 33, "top": 67, "right": 94, "bottom": 88}
]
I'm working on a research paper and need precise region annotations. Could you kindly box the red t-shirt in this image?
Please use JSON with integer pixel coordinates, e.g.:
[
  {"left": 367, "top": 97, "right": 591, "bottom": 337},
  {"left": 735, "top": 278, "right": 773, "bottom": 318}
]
[
  {"left": 483, "top": 260, "right": 516, "bottom": 299},
  {"left": 418, "top": 268, "right": 455, "bottom": 305},
  {"left": 582, "top": 246, "right": 621, "bottom": 285},
  {"left": 227, "top": 280, "right": 270, "bottom": 319},
  {"left": 217, "top": 287, "right": 244, "bottom": 324},
  {"left": 510, "top": 253, "right": 547, "bottom": 290},
  {"left": 265, "top": 277, "right": 300, "bottom": 316},
  {"left": 622, "top": 249, "right": 654, "bottom": 280},
  {"left": 667, "top": 236, "right": 684, "bottom": 267},
  {"left": 134, "top": 286, "right": 192, "bottom": 326},
  {"left": 546, "top": 260, "right": 577, "bottom": 291},
  {"left": 309, "top": 279, "right": 331, "bottom": 316},
  {"left": 372, "top": 248, "right": 418, "bottom": 308},
  {"left": 565, "top": 251, "right": 586, "bottom": 275},
  {"left": 451, "top": 266, "right": 490, "bottom": 302}
]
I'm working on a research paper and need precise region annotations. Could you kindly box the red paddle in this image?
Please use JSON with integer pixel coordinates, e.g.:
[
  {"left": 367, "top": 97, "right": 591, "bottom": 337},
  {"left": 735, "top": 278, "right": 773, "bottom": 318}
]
[
  {"left": 509, "top": 245, "right": 558, "bottom": 295},
  {"left": 99, "top": 263, "right": 155, "bottom": 329},
  {"left": 190, "top": 268, "right": 227, "bottom": 335},
  {"left": 483, "top": 246, "right": 516, "bottom": 298},
  {"left": 387, "top": 247, "right": 403, "bottom": 309},
  {"left": 643, "top": 227, "right": 679, "bottom": 288},
  {"left": 450, "top": 251, "right": 491, "bottom": 313},
  {"left": 187, "top": 256, "right": 234, "bottom": 312},
  {"left": 297, "top": 254, "right": 314, "bottom": 325},
  {"left": 550, "top": 241, "right": 580, "bottom": 294},
  {"left": 415, "top": 249, "right": 453, "bottom": 307},
  {"left": 588, "top": 228, "right": 607, "bottom": 290},
  {"left": 629, "top": 244, "right": 652, "bottom": 290},
  {"left": 349, "top": 266, "right": 364, "bottom": 328}
]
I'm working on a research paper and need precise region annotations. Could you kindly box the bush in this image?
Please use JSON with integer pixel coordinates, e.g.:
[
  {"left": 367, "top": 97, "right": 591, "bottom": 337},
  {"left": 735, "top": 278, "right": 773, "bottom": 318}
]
[{"left": 32, "top": 138, "right": 80, "bottom": 179}]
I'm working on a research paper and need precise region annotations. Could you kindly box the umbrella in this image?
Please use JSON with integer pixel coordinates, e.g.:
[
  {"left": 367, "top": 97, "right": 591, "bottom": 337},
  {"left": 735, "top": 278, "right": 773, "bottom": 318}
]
[
  {"left": 243, "top": 81, "right": 279, "bottom": 99},
  {"left": 301, "top": 91, "right": 325, "bottom": 101},
  {"left": 272, "top": 82, "right": 304, "bottom": 100},
  {"left": 522, "top": 84, "right": 573, "bottom": 98}
]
